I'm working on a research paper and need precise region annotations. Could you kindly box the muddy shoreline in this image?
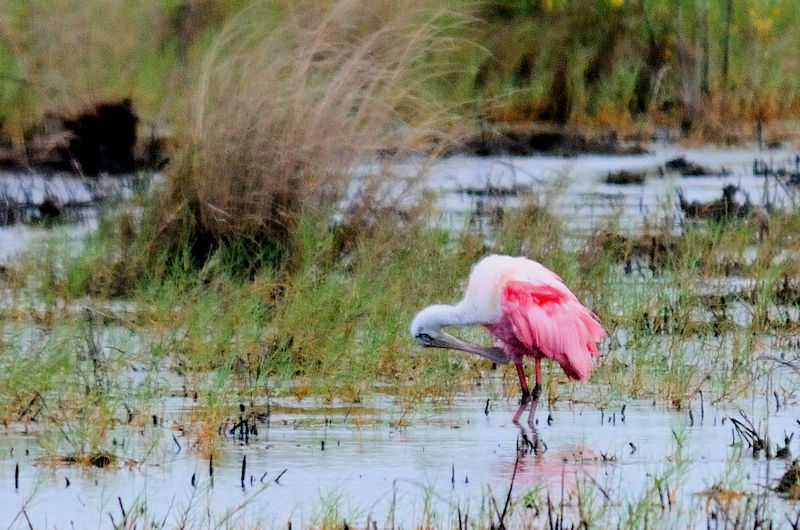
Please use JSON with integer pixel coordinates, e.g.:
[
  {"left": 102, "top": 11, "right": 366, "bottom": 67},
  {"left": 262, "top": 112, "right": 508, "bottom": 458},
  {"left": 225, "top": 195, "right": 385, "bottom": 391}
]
[
  {"left": 6, "top": 101, "right": 789, "bottom": 170},
  {"left": 456, "top": 122, "right": 650, "bottom": 157}
]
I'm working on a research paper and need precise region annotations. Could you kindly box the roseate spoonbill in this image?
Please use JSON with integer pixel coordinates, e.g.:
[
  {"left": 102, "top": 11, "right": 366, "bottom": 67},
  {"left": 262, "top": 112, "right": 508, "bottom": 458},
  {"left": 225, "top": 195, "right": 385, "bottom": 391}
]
[{"left": 410, "top": 254, "right": 604, "bottom": 403}]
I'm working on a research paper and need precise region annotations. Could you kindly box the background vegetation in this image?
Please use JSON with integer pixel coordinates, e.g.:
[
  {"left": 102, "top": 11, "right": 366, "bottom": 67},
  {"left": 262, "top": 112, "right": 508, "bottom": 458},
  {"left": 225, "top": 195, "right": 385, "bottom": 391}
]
[{"left": 2, "top": 0, "right": 799, "bottom": 141}]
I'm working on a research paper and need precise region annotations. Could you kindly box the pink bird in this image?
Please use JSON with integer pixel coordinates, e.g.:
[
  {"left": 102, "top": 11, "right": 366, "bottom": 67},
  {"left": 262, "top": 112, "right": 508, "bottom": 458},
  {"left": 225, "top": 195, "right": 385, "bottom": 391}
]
[{"left": 410, "top": 254, "right": 605, "bottom": 403}]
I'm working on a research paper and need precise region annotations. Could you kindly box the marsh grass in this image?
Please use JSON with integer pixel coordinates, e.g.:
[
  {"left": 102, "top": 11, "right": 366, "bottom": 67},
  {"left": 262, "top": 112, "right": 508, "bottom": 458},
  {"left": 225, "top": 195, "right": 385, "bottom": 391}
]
[
  {"left": 0, "top": 0, "right": 194, "bottom": 140},
  {"left": 5, "top": 168, "right": 800, "bottom": 457},
  {"left": 0, "top": 310, "right": 158, "bottom": 466},
  {"left": 471, "top": 0, "right": 800, "bottom": 136}
]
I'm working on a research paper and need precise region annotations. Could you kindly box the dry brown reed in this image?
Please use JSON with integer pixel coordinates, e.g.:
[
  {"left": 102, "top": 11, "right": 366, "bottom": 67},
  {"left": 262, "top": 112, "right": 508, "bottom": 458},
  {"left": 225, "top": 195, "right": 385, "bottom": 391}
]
[{"left": 158, "top": 0, "right": 461, "bottom": 261}]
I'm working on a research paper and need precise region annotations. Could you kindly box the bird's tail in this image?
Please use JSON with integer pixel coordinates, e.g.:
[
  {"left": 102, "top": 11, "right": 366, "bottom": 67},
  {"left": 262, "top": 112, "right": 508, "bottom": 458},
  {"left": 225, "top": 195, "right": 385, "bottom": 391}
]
[{"left": 556, "top": 307, "right": 604, "bottom": 381}]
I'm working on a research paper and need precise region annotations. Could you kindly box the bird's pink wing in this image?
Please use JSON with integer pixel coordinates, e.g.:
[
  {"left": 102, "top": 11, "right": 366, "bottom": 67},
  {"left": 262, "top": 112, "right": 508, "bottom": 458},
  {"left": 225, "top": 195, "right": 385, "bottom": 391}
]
[{"left": 501, "top": 280, "right": 605, "bottom": 381}]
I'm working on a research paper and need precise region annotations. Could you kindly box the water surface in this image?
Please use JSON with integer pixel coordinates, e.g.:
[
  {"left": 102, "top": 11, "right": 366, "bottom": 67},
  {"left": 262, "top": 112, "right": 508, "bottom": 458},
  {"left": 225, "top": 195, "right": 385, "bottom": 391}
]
[{"left": 0, "top": 392, "right": 796, "bottom": 528}]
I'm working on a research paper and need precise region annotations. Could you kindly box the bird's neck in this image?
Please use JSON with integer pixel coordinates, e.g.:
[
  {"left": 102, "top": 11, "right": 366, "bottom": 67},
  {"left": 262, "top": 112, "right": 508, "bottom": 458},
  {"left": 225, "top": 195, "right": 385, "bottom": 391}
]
[{"left": 418, "top": 303, "right": 478, "bottom": 330}]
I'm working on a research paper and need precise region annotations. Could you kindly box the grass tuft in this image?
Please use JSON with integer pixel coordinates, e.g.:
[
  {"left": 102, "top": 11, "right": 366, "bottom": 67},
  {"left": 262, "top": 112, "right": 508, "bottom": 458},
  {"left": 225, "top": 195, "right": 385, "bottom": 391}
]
[{"left": 152, "top": 0, "right": 460, "bottom": 273}]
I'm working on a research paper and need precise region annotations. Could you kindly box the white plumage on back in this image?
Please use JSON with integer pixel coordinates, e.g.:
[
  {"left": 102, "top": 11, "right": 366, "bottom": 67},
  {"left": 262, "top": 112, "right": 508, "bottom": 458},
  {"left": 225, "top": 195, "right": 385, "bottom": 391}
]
[{"left": 458, "top": 255, "right": 566, "bottom": 323}]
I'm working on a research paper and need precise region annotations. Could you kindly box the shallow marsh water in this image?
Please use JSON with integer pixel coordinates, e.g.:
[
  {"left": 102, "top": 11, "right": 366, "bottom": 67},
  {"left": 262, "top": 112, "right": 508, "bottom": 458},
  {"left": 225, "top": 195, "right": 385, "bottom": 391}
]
[
  {"left": 1, "top": 145, "right": 796, "bottom": 265},
  {"left": 431, "top": 145, "right": 799, "bottom": 232},
  {"left": 1, "top": 392, "right": 799, "bottom": 528},
  {"left": 0, "top": 171, "right": 142, "bottom": 265},
  {"left": 1, "top": 146, "right": 794, "bottom": 313},
  {"left": 2, "top": 147, "right": 800, "bottom": 527}
]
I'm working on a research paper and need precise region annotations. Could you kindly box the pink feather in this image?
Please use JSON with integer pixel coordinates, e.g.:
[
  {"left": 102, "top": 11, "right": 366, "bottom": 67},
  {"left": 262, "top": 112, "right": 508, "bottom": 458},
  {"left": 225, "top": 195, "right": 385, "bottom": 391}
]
[{"left": 498, "top": 280, "right": 604, "bottom": 381}]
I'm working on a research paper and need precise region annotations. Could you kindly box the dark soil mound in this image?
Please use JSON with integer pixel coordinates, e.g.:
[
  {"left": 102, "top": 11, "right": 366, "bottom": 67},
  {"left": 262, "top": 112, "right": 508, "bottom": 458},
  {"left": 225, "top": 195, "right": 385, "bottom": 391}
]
[
  {"left": 0, "top": 99, "right": 164, "bottom": 176},
  {"left": 60, "top": 99, "right": 138, "bottom": 174}
]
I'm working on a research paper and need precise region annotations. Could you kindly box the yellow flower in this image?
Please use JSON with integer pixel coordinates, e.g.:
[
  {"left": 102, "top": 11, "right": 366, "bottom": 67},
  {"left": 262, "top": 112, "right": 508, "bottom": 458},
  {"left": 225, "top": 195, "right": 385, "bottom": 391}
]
[{"left": 754, "top": 17, "right": 773, "bottom": 41}]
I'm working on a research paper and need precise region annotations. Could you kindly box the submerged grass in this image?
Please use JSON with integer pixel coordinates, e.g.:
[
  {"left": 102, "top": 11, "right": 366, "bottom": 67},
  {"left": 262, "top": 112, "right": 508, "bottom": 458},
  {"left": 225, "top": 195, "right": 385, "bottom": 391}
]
[{"left": 4, "top": 187, "right": 800, "bottom": 457}]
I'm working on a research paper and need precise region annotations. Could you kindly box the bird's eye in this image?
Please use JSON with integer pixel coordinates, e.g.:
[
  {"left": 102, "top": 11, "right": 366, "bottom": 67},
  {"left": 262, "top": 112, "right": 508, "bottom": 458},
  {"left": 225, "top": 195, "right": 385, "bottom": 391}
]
[{"left": 416, "top": 333, "right": 433, "bottom": 345}]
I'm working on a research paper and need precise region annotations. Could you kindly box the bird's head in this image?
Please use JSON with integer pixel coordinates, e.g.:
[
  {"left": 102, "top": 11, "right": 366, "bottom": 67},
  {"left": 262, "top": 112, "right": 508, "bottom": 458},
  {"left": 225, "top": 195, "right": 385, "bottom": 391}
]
[{"left": 410, "top": 304, "right": 451, "bottom": 348}]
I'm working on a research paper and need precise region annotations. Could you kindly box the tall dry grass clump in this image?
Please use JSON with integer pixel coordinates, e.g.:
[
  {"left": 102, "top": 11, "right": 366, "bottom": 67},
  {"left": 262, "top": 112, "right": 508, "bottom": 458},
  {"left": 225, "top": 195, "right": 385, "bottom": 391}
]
[{"left": 157, "top": 0, "right": 461, "bottom": 268}]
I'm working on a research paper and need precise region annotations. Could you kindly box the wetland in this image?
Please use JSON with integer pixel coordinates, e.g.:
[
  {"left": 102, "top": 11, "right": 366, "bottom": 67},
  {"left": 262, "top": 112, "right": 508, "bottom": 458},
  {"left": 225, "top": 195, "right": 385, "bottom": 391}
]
[
  {"left": 3, "top": 146, "right": 800, "bottom": 528},
  {"left": 5, "top": 1, "right": 800, "bottom": 527}
]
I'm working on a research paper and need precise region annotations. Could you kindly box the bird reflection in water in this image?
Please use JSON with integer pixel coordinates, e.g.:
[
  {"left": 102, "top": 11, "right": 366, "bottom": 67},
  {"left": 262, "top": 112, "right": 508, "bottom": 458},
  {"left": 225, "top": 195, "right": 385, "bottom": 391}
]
[
  {"left": 505, "top": 400, "right": 599, "bottom": 499},
  {"left": 513, "top": 395, "right": 544, "bottom": 455}
]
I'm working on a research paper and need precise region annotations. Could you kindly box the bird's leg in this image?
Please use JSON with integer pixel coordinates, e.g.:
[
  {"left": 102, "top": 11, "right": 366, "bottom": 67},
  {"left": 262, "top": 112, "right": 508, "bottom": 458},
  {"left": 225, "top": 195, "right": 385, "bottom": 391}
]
[
  {"left": 513, "top": 395, "right": 540, "bottom": 454},
  {"left": 515, "top": 363, "right": 531, "bottom": 404},
  {"left": 531, "top": 358, "right": 542, "bottom": 401},
  {"left": 526, "top": 393, "right": 539, "bottom": 429}
]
